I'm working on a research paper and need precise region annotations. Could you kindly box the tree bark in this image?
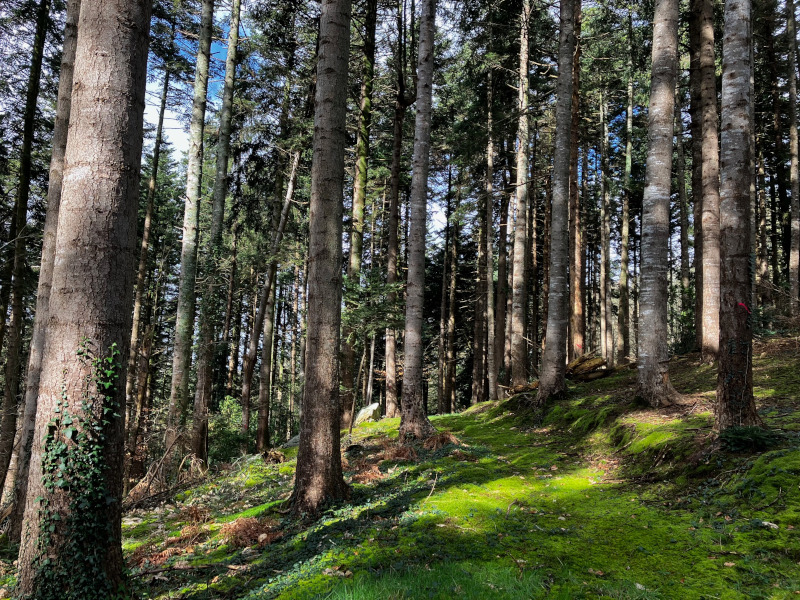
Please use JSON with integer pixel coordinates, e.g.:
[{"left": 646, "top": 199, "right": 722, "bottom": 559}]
[
  {"left": 537, "top": 0, "right": 575, "bottom": 406},
  {"left": 290, "top": 0, "right": 352, "bottom": 513},
  {"left": 224, "top": 224, "right": 240, "bottom": 397},
  {"left": 485, "top": 68, "right": 498, "bottom": 402},
  {"left": 0, "top": 0, "right": 52, "bottom": 496},
  {"left": 165, "top": 0, "right": 214, "bottom": 453},
  {"left": 7, "top": 0, "right": 80, "bottom": 543},
  {"left": 675, "top": 90, "right": 691, "bottom": 317},
  {"left": 472, "top": 210, "right": 487, "bottom": 405},
  {"left": 341, "top": 0, "right": 378, "bottom": 428},
  {"left": 256, "top": 280, "right": 277, "bottom": 452},
  {"left": 437, "top": 170, "right": 452, "bottom": 413},
  {"left": 568, "top": 0, "right": 584, "bottom": 363},
  {"left": 618, "top": 9, "right": 634, "bottom": 361},
  {"left": 399, "top": 0, "right": 437, "bottom": 440},
  {"left": 443, "top": 188, "right": 459, "bottom": 413},
  {"left": 495, "top": 165, "right": 510, "bottom": 386},
  {"left": 756, "top": 153, "right": 771, "bottom": 305},
  {"left": 600, "top": 97, "right": 613, "bottom": 364},
  {"left": 716, "top": 0, "right": 760, "bottom": 430},
  {"left": 697, "top": 0, "right": 721, "bottom": 362},
  {"left": 511, "top": 0, "right": 531, "bottom": 387},
  {"left": 192, "top": 0, "right": 241, "bottom": 464},
  {"left": 689, "top": 0, "right": 704, "bottom": 351},
  {"left": 16, "top": 0, "right": 151, "bottom": 593},
  {"left": 788, "top": 0, "right": 800, "bottom": 314},
  {"left": 635, "top": 0, "right": 680, "bottom": 406},
  {"left": 125, "top": 41, "right": 172, "bottom": 451}
]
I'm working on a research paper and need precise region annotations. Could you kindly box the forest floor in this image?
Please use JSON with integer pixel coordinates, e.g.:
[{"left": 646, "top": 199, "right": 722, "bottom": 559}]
[{"left": 3, "top": 336, "right": 800, "bottom": 599}]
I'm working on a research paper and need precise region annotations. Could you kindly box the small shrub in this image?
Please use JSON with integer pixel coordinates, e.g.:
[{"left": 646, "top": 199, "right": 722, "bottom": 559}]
[
  {"left": 209, "top": 396, "right": 251, "bottom": 463},
  {"left": 719, "top": 426, "right": 781, "bottom": 453}
]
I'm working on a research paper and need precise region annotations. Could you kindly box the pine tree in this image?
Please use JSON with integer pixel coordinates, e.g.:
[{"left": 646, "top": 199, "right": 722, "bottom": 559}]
[{"left": 16, "top": 0, "right": 152, "bottom": 593}]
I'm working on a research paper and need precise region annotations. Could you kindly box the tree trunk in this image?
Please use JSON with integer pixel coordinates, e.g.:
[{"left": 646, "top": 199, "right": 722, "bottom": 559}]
[
  {"left": 385, "top": 0, "right": 413, "bottom": 421},
  {"left": 788, "top": 0, "right": 800, "bottom": 314},
  {"left": 675, "top": 89, "right": 691, "bottom": 317},
  {"left": 192, "top": 0, "right": 241, "bottom": 464},
  {"left": 485, "top": 69, "right": 498, "bottom": 402},
  {"left": 240, "top": 151, "right": 299, "bottom": 436},
  {"left": 288, "top": 264, "right": 300, "bottom": 436},
  {"left": 256, "top": 280, "right": 277, "bottom": 452},
  {"left": 16, "top": 0, "right": 151, "bottom": 593},
  {"left": 399, "top": 0, "right": 437, "bottom": 440},
  {"left": 290, "top": 0, "right": 351, "bottom": 513},
  {"left": 636, "top": 0, "right": 680, "bottom": 407},
  {"left": 618, "top": 9, "right": 634, "bottom": 361},
  {"left": 165, "top": 0, "right": 214, "bottom": 453},
  {"left": 537, "top": 0, "right": 576, "bottom": 406},
  {"left": 7, "top": 0, "right": 79, "bottom": 543},
  {"left": 341, "top": 0, "right": 378, "bottom": 429},
  {"left": 125, "top": 45, "right": 171, "bottom": 450},
  {"left": 568, "top": 0, "right": 584, "bottom": 363},
  {"left": 716, "top": 0, "right": 760, "bottom": 430},
  {"left": 443, "top": 189, "right": 459, "bottom": 413},
  {"left": 689, "top": 0, "right": 704, "bottom": 351},
  {"left": 756, "top": 153, "right": 772, "bottom": 305},
  {"left": 437, "top": 170, "right": 452, "bottom": 413},
  {"left": 472, "top": 213, "right": 487, "bottom": 405},
  {"left": 600, "top": 97, "right": 613, "bottom": 365},
  {"left": 224, "top": 224, "right": 240, "bottom": 397},
  {"left": 384, "top": 97, "right": 404, "bottom": 419},
  {"left": 511, "top": 0, "right": 531, "bottom": 388},
  {"left": 0, "top": 0, "right": 52, "bottom": 496},
  {"left": 697, "top": 0, "right": 720, "bottom": 362},
  {"left": 495, "top": 169, "right": 510, "bottom": 386}
]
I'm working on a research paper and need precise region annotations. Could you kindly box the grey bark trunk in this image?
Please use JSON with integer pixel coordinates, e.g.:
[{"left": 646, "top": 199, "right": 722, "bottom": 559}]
[
  {"left": 689, "top": 0, "right": 704, "bottom": 351},
  {"left": 7, "top": 0, "right": 80, "bottom": 543},
  {"left": 165, "top": 0, "right": 214, "bottom": 453},
  {"left": 16, "top": 0, "right": 151, "bottom": 593},
  {"left": 341, "top": 0, "right": 378, "bottom": 429},
  {"left": 600, "top": 97, "right": 613, "bottom": 364},
  {"left": 675, "top": 90, "right": 691, "bottom": 316},
  {"left": 716, "top": 0, "right": 760, "bottom": 430},
  {"left": 443, "top": 188, "right": 459, "bottom": 413},
  {"left": 511, "top": 0, "right": 531, "bottom": 387},
  {"left": 635, "top": 0, "right": 680, "bottom": 407},
  {"left": 0, "top": 0, "right": 52, "bottom": 496},
  {"left": 485, "top": 69, "right": 498, "bottom": 402},
  {"left": 618, "top": 10, "right": 633, "bottom": 361},
  {"left": 256, "top": 281, "right": 277, "bottom": 451},
  {"left": 568, "top": 0, "right": 584, "bottom": 363},
  {"left": 698, "top": 0, "right": 720, "bottom": 362},
  {"left": 399, "top": 0, "right": 436, "bottom": 439},
  {"left": 240, "top": 150, "right": 299, "bottom": 436},
  {"left": 192, "top": 0, "right": 241, "bottom": 464},
  {"left": 537, "top": 0, "right": 576, "bottom": 405},
  {"left": 125, "top": 46, "right": 171, "bottom": 450},
  {"left": 290, "top": 0, "right": 352, "bottom": 513},
  {"left": 788, "top": 0, "right": 800, "bottom": 314}
]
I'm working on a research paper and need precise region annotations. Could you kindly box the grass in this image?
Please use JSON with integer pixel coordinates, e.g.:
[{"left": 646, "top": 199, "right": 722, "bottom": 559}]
[{"left": 2, "top": 337, "right": 800, "bottom": 599}]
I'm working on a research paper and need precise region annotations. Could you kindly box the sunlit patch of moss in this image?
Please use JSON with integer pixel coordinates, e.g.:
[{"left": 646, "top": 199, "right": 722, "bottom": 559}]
[{"left": 121, "top": 518, "right": 159, "bottom": 539}]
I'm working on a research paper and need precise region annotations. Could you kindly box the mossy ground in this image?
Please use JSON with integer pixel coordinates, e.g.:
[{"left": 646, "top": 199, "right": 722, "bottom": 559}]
[{"left": 2, "top": 338, "right": 800, "bottom": 599}]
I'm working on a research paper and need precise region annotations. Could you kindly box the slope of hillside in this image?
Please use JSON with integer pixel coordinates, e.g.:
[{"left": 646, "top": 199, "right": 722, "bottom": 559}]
[{"left": 2, "top": 338, "right": 799, "bottom": 599}]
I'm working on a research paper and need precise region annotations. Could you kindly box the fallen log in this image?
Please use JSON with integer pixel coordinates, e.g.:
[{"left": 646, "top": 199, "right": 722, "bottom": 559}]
[{"left": 570, "top": 356, "right": 607, "bottom": 376}]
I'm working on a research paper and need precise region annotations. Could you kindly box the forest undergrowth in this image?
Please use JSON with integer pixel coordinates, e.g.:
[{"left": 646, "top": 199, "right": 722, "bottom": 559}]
[{"left": 3, "top": 337, "right": 800, "bottom": 599}]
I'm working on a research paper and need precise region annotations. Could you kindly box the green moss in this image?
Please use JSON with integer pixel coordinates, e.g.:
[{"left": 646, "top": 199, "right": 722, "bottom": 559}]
[{"left": 108, "top": 337, "right": 800, "bottom": 600}]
